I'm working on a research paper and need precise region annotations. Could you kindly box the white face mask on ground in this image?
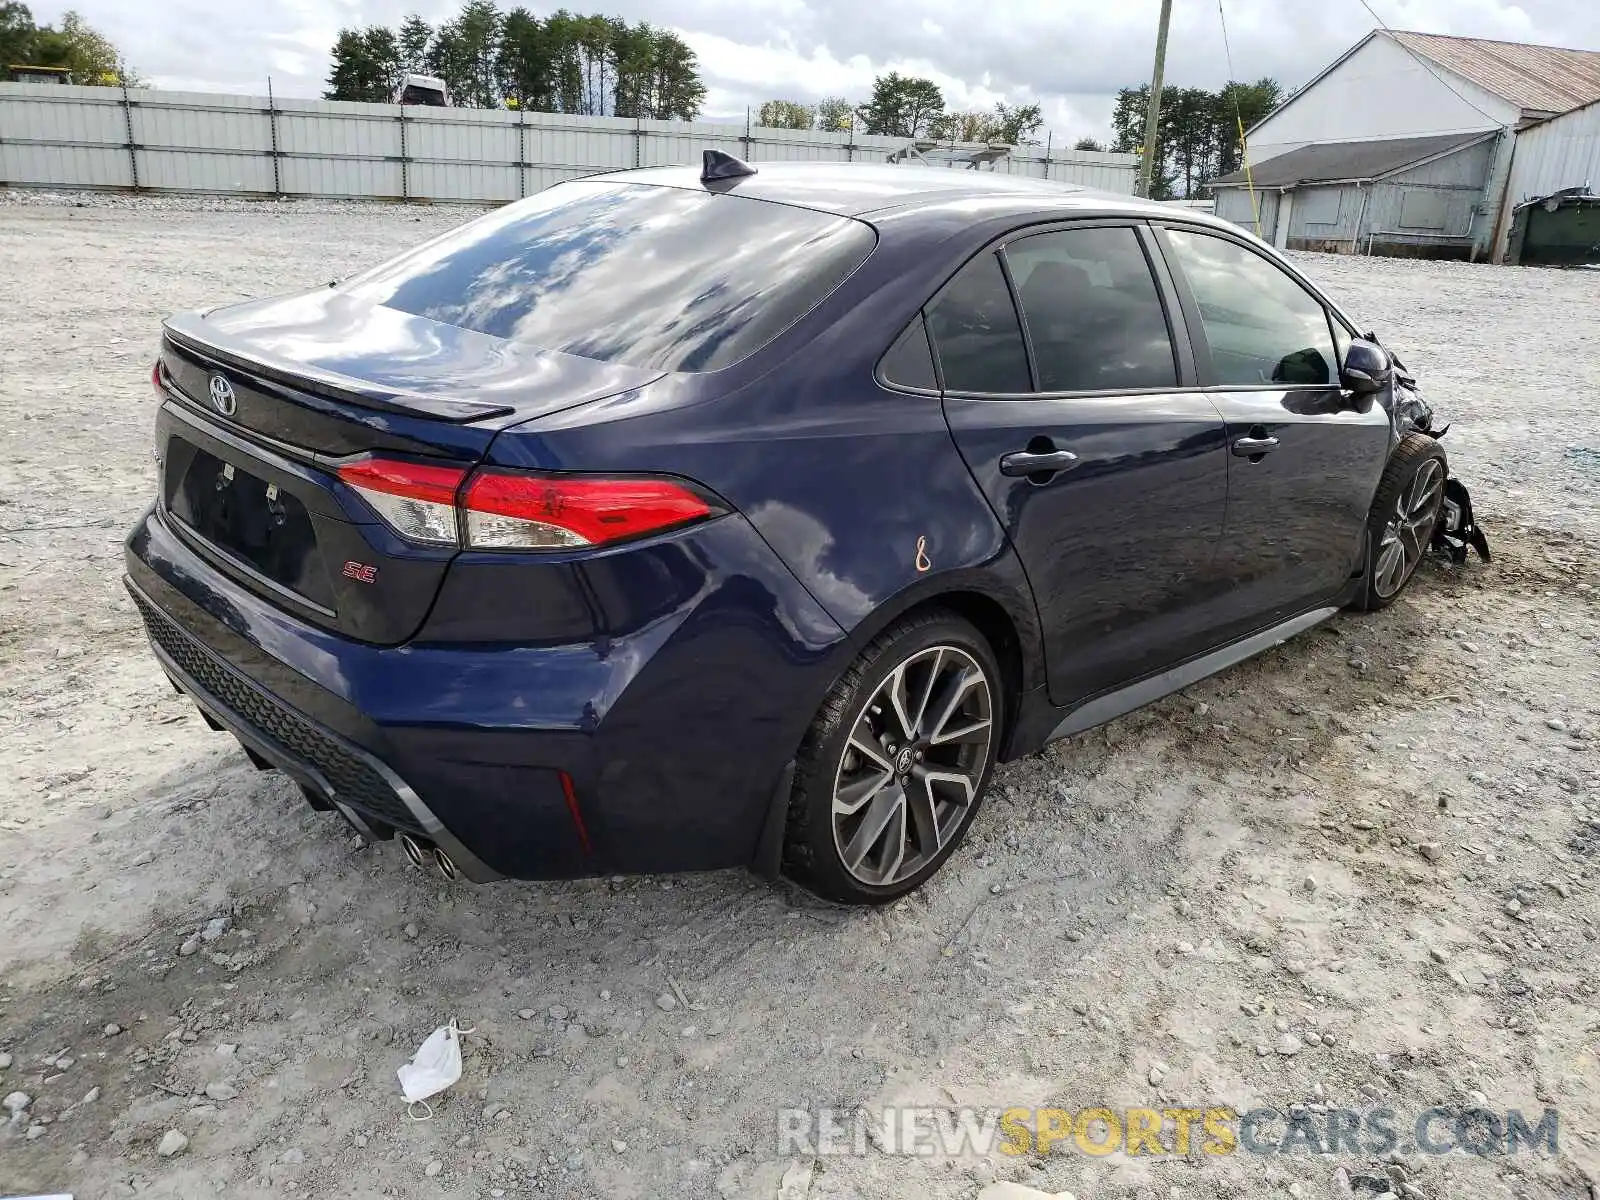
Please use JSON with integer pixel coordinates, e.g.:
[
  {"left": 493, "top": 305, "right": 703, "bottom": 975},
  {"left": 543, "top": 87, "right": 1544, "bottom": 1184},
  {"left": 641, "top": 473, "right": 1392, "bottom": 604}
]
[{"left": 397, "top": 1019, "right": 466, "bottom": 1112}]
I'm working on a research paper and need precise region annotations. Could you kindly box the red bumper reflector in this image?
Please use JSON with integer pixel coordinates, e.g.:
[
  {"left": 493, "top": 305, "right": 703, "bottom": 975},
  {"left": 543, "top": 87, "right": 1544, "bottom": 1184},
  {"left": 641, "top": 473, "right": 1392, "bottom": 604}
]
[{"left": 558, "top": 771, "right": 592, "bottom": 855}]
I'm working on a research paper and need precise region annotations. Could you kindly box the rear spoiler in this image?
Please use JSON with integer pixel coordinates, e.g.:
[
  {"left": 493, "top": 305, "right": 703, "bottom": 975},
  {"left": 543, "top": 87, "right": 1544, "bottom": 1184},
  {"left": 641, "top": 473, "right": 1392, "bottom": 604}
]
[{"left": 163, "top": 315, "right": 514, "bottom": 424}]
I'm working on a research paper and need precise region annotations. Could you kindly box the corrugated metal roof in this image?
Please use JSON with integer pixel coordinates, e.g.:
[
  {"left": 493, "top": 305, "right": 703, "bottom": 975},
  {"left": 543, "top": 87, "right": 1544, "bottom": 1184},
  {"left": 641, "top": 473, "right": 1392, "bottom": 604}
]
[
  {"left": 1212, "top": 132, "right": 1492, "bottom": 188},
  {"left": 1387, "top": 30, "right": 1600, "bottom": 115}
]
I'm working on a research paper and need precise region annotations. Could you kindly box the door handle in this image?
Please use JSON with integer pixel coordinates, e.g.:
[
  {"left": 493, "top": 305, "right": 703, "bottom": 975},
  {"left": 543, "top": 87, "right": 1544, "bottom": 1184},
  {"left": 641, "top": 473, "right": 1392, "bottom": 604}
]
[
  {"left": 1231, "top": 435, "right": 1280, "bottom": 457},
  {"left": 999, "top": 449, "right": 1079, "bottom": 477}
]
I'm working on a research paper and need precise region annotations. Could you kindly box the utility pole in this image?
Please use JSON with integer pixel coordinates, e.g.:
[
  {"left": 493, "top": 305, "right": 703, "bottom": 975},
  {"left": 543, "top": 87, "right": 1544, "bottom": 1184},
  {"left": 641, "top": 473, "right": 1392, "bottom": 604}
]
[{"left": 1137, "top": 0, "right": 1174, "bottom": 198}]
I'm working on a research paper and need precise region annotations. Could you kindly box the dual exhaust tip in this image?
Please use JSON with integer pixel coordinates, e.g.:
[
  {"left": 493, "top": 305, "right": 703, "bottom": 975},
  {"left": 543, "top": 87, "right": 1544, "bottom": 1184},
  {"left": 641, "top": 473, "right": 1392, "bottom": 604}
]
[{"left": 399, "top": 832, "right": 460, "bottom": 882}]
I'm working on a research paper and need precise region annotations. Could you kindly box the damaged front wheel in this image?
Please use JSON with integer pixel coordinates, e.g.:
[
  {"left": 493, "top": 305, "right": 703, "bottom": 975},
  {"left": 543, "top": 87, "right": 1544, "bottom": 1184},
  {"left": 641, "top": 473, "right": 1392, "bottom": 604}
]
[{"left": 1350, "top": 433, "right": 1449, "bottom": 611}]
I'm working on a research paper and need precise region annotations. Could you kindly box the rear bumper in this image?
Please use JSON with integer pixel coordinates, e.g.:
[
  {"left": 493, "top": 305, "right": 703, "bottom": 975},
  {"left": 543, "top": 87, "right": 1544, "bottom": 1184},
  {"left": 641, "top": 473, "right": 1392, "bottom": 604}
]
[
  {"left": 126, "top": 577, "right": 504, "bottom": 880},
  {"left": 125, "top": 502, "right": 846, "bottom": 880}
]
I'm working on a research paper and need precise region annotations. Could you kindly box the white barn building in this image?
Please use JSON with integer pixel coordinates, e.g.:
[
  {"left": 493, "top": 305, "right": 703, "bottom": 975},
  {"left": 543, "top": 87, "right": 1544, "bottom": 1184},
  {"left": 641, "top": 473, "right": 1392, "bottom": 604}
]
[{"left": 1211, "top": 30, "right": 1600, "bottom": 260}]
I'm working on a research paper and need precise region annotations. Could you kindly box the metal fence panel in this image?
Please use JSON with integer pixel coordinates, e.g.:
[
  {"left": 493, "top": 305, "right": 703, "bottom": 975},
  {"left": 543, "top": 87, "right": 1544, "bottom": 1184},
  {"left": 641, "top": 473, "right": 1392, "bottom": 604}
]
[
  {"left": 0, "top": 82, "right": 1138, "bottom": 201},
  {"left": 406, "top": 107, "right": 520, "bottom": 165},
  {"left": 5, "top": 84, "right": 126, "bottom": 143},
  {"left": 139, "top": 150, "right": 274, "bottom": 193},
  {"left": 278, "top": 154, "right": 404, "bottom": 198},
  {"left": 0, "top": 141, "right": 128, "bottom": 187},
  {"left": 410, "top": 160, "right": 520, "bottom": 203}
]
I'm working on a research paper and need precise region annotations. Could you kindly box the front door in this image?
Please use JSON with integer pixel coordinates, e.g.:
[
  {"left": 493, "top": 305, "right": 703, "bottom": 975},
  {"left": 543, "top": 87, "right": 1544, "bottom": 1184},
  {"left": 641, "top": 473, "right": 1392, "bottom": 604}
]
[
  {"left": 931, "top": 223, "right": 1231, "bottom": 708},
  {"left": 1155, "top": 226, "right": 1393, "bottom": 633}
]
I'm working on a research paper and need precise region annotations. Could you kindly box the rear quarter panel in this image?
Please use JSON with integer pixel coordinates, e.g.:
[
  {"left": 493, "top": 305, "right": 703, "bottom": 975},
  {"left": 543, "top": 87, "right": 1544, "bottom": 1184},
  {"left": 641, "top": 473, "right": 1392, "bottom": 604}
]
[{"left": 490, "top": 203, "right": 1050, "bottom": 703}]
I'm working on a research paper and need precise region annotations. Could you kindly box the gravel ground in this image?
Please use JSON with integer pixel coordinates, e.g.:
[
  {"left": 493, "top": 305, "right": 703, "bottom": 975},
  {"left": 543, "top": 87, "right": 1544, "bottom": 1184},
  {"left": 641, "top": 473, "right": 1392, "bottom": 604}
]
[{"left": 1, "top": 192, "right": 1597, "bottom": 1200}]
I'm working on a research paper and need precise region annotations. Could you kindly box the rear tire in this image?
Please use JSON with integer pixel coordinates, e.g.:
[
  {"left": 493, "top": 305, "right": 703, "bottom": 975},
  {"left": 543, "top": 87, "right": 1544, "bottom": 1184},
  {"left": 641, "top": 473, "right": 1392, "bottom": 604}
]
[
  {"left": 1350, "top": 433, "right": 1448, "bottom": 612},
  {"left": 782, "top": 610, "right": 1002, "bottom": 904}
]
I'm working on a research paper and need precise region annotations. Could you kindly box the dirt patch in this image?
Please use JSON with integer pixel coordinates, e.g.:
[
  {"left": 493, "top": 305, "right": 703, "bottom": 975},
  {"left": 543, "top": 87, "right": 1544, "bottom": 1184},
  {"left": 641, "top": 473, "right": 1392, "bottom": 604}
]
[{"left": 1, "top": 196, "right": 1597, "bottom": 1200}]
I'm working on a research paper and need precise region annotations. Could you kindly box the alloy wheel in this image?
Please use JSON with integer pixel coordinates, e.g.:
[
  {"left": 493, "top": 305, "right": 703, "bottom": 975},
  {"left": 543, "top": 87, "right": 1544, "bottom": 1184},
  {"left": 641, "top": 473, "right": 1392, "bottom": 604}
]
[
  {"left": 1373, "top": 457, "right": 1445, "bottom": 599},
  {"left": 830, "top": 644, "right": 994, "bottom": 888}
]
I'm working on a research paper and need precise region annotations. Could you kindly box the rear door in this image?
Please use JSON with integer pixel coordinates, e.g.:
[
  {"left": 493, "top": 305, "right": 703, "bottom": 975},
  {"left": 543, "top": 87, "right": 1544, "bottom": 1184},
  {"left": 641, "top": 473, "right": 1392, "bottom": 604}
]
[
  {"left": 936, "top": 221, "right": 1231, "bottom": 708},
  {"left": 1153, "top": 226, "right": 1392, "bottom": 631}
]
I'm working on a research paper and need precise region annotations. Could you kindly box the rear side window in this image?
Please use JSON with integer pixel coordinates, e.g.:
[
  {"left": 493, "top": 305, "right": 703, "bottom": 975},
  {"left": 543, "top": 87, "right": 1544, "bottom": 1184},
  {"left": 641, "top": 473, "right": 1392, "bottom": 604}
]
[
  {"left": 925, "top": 253, "right": 1031, "bottom": 394},
  {"left": 1163, "top": 229, "right": 1337, "bottom": 386},
  {"left": 343, "top": 181, "right": 875, "bottom": 373},
  {"left": 1005, "top": 226, "right": 1177, "bottom": 392},
  {"left": 880, "top": 315, "right": 938, "bottom": 390}
]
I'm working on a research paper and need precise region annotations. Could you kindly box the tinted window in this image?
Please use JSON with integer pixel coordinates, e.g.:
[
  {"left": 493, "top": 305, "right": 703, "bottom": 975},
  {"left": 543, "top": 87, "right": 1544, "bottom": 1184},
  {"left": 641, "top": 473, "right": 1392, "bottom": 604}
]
[
  {"left": 344, "top": 181, "right": 875, "bottom": 372},
  {"left": 1006, "top": 226, "right": 1176, "bottom": 392},
  {"left": 1330, "top": 317, "right": 1352, "bottom": 369},
  {"left": 1164, "top": 230, "right": 1337, "bottom": 386},
  {"left": 880, "top": 315, "right": 938, "bottom": 390},
  {"left": 925, "top": 253, "right": 1031, "bottom": 393}
]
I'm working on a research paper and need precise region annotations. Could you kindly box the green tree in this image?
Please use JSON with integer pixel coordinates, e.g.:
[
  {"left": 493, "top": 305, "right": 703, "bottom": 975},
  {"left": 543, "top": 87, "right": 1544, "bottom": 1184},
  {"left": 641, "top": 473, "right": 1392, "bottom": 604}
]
[
  {"left": 1216, "top": 77, "right": 1282, "bottom": 177},
  {"left": 603, "top": 22, "right": 701, "bottom": 119},
  {"left": 0, "top": 1, "right": 40, "bottom": 68},
  {"left": 758, "top": 99, "right": 815, "bottom": 129},
  {"left": 1073, "top": 136, "right": 1105, "bottom": 151},
  {"left": 636, "top": 27, "right": 703, "bottom": 119},
  {"left": 324, "top": 3, "right": 706, "bottom": 117},
  {"left": 1163, "top": 86, "right": 1217, "bottom": 197},
  {"left": 856, "top": 72, "right": 944, "bottom": 138},
  {"left": 930, "top": 110, "right": 989, "bottom": 142},
  {"left": 1109, "top": 78, "right": 1281, "bottom": 196},
  {"left": 397, "top": 13, "right": 433, "bottom": 72},
  {"left": 428, "top": 0, "right": 503, "bottom": 108},
  {"left": 324, "top": 26, "right": 401, "bottom": 102},
  {"left": 19, "top": 9, "right": 131, "bottom": 83},
  {"left": 932, "top": 101, "right": 1042, "bottom": 145},
  {"left": 814, "top": 95, "right": 854, "bottom": 132},
  {"left": 542, "top": 9, "right": 585, "bottom": 113},
  {"left": 1110, "top": 84, "right": 1175, "bottom": 198},
  {"left": 498, "top": 7, "right": 555, "bottom": 110},
  {"left": 609, "top": 17, "right": 652, "bottom": 117},
  {"left": 570, "top": 12, "right": 612, "bottom": 114},
  {"left": 990, "top": 101, "right": 1042, "bottom": 145}
]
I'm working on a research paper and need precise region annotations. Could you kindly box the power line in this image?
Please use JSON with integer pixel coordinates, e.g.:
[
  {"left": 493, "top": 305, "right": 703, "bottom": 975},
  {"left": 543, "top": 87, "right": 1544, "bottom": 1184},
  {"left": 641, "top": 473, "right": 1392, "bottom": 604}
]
[
  {"left": 1216, "top": 0, "right": 1237, "bottom": 78},
  {"left": 1348, "top": 0, "right": 1507, "bottom": 125},
  {"left": 1216, "top": 0, "right": 1262, "bottom": 236}
]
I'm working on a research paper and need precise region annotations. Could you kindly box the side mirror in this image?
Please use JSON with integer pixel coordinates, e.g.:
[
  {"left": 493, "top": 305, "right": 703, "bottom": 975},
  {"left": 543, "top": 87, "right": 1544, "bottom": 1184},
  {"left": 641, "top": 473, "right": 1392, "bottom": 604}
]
[{"left": 1341, "top": 338, "right": 1392, "bottom": 396}]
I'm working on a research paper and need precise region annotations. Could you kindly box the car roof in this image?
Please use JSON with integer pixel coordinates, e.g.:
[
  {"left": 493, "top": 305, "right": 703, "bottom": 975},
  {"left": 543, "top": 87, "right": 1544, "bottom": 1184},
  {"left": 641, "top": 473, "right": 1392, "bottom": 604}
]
[{"left": 585, "top": 160, "right": 1191, "bottom": 222}]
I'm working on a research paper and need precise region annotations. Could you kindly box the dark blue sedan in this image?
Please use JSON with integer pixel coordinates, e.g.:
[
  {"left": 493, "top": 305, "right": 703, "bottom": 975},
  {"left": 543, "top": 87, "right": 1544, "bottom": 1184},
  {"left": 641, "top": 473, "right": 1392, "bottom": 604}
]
[{"left": 126, "top": 155, "right": 1463, "bottom": 903}]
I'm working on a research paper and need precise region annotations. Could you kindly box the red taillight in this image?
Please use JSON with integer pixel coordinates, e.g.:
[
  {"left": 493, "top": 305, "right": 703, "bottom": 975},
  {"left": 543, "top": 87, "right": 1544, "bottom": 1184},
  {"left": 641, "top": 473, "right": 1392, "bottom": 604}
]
[
  {"left": 151, "top": 360, "right": 164, "bottom": 396},
  {"left": 337, "top": 457, "right": 717, "bottom": 551},
  {"left": 337, "top": 458, "right": 468, "bottom": 546},
  {"left": 462, "top": 471, "right": 714, "bottom": 550},
  {"left": 338, "top": 458, "right": 467, "bottom": 507}
]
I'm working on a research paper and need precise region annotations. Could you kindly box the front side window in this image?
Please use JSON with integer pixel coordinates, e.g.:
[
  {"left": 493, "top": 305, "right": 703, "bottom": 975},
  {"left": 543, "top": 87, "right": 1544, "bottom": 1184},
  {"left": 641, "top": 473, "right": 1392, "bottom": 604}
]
[
  {"left": 924, "top": 252, "right": 1031, "bottom": 394},
  {"left": 1163, "top": 229, "right": 1338, "bottom": 386},
  {"left": 1330, "top": 317, "right": 1353, "bottom": 370},
  {"left": 344, "top": 181, "right": 875, "bottom": 373},
  {"left": 1005, "top": 226, "right": 1177, "bottom": 393}
]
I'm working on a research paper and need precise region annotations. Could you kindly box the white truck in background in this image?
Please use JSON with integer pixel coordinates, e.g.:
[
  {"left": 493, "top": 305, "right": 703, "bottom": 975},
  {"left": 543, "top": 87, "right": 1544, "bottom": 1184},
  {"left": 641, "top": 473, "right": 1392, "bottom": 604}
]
[{"left": 394, "top": 74, "right": 450, "bottom": 107}]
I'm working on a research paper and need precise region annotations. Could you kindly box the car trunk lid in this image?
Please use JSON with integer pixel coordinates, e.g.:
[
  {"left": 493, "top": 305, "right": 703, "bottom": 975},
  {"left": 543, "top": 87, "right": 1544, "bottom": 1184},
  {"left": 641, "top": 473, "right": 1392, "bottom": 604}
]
[{"left": 155, "top": 293, "right": 664, "bottom": 645}]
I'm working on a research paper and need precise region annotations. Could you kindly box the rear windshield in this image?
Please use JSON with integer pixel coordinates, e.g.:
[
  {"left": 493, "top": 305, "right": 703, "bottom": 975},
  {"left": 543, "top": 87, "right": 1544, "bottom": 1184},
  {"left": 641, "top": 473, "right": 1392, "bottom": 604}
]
[{"left": 344, "top": 180, "right": 875, "bottom": 372}]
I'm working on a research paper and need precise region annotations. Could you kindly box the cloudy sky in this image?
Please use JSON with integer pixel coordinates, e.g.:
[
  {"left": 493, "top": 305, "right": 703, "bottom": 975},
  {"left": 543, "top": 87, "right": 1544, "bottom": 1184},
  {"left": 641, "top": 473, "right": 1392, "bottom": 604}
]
[{"left": 36, "top": 0, "right": 1600, "bottom": 143}]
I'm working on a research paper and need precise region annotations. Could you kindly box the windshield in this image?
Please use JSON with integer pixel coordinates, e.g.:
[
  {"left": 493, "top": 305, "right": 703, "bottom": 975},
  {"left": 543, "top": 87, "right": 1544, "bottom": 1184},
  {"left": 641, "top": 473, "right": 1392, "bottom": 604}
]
[{"left": 344, "top": 180, "right": 875, "bottom": 372}]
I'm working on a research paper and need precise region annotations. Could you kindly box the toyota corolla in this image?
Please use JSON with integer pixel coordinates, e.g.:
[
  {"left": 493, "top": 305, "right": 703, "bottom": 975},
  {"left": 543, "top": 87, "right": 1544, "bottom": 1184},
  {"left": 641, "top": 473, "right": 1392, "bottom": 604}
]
[{"left": 126, "top": 155, "right": 1482, "bottom": 904}]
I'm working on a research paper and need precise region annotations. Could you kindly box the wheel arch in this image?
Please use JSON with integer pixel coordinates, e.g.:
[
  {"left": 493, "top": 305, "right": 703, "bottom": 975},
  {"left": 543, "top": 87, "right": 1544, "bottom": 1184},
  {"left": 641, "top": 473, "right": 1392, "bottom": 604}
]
[{"left": 826, "top": 571, "right": 1043, "bottom": 747}]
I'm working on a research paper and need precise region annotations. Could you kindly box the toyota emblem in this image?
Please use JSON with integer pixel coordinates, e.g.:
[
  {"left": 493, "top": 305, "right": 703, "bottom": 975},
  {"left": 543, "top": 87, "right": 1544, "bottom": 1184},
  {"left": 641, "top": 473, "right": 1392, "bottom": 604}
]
[{"left": 208, "top": 374, "right": 237, "bottom": 417}]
